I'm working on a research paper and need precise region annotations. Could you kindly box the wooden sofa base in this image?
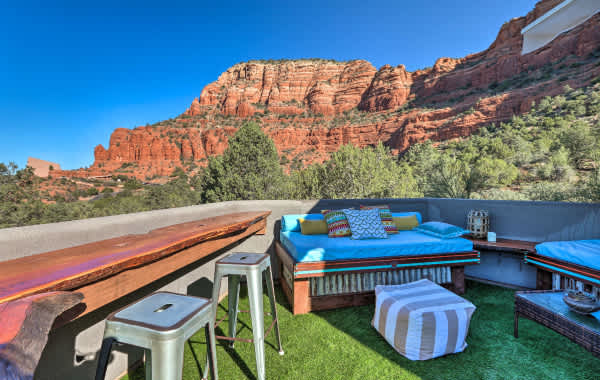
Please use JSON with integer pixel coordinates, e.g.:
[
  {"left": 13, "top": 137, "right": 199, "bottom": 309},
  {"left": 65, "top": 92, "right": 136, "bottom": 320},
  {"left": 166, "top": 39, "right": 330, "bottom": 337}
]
[
  {"left": 275, "top": 241, "right": 478, "bottom": 315},
  {"left": 279, "top": 273, "right": 465, "bottom": 315},
  {"left": 525, "top": 252, "right": 600, "bottom": 290}
]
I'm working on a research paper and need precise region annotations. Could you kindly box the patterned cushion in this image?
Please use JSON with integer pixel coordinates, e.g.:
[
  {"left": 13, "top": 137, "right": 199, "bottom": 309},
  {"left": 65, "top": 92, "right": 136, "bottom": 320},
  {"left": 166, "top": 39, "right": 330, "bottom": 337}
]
[
  {"left": 414, "top": 221, "right": 469, "bottom": 239},
  {"left": 321, "top": 209, "right": 352, "bottom": 238},
  {"left": 298, "top": 218, "right": 329, "bottom": 235},
  {"left": 393, "top": 215, "right": 419, "bottom": 230},
  {"left": 342, "top": 208, "right": 388, "bottom": 240},
  {"left": 360, "top": 204, "right": 398, "bottom": 234}
]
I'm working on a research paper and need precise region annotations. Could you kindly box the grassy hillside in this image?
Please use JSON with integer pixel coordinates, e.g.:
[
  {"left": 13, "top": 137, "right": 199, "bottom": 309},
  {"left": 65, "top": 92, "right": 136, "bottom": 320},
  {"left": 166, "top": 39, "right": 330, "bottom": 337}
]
[{"left": 402, "top": 81, "right": 600, "bottom": 201}]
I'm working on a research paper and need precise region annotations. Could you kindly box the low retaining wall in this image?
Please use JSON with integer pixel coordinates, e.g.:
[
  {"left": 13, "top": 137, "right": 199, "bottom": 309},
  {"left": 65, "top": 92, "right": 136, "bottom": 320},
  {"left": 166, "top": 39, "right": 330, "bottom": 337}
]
[{"left": 0, "top": 198, "right": 598, "bottom": 379}]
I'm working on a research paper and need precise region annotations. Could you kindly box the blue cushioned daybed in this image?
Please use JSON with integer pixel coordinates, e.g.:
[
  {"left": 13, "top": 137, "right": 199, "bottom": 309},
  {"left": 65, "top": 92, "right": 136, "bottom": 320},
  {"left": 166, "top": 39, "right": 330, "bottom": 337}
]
[
  {"left": 275, "top": 212, "right": 480, "bottom": 314},
  {"left": 526, "top": 240, "right": 600, "bottom": 288},
  {"left": 281, "top": 231, "right": 474, "bottom": 263}
]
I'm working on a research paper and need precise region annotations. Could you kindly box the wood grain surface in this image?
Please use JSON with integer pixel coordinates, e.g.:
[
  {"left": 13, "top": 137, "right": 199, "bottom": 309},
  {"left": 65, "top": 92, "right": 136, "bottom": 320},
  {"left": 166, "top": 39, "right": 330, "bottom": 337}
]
[
  {"left": 466, "top": 237, "right": 538, "bottom": 254},
  {"left": 0, "top": 211, "right": 270, "bottom": 305},
  {"left": 75, "top": 216, "right": 267, "bottom": 317}
]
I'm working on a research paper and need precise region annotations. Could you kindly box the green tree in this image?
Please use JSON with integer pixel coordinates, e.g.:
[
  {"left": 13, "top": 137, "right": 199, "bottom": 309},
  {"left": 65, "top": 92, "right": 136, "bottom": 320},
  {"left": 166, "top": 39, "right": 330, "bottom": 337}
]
[
  {"left": 427, "top": 156, "right": 518, "bottom": 199},
  {"left": 292, "top": 143, "right": 421, "bottom": 199},
  {"left": 427, "top": 156, "right": 470, "bottom": 198},
  {"left": 202, "top": 122, "right": 287, "bottom": 202},
  {"left": 86, "top": 187, "right": 99, "bottom": 196},
  {"left": 402, "top": 141, "right": 441, "bottom": 194},
  {"left": 123, "top": 178, "right": 143, "bottom": 190},
  {"left": 581, "top": 167, "right": 600, "bottom": 202},
  {"left": 560, "top": 120, "right": 595, "bottom": 167},
  {"left": 144, "top": 176, "right": 199, "bottom": 209}
]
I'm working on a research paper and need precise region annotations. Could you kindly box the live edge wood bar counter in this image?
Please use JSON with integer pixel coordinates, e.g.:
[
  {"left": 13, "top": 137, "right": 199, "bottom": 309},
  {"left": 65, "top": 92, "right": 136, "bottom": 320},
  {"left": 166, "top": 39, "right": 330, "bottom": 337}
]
[{"left": 0, "top": 211, "right": 270, "bottom": 319}]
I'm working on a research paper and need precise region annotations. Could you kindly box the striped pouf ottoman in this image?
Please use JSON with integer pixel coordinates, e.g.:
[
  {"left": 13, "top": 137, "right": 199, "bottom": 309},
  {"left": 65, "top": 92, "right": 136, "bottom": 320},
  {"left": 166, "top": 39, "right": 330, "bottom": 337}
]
[{"left": 372, "top": 279, "right": 476, "bottom": 360}]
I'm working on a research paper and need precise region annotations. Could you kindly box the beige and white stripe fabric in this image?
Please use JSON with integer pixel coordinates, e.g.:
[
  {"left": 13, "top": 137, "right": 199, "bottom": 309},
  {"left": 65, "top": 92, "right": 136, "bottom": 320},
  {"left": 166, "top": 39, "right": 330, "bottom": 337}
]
[{"left": 372, "top": 279, "right": 476, "bottom": 360}]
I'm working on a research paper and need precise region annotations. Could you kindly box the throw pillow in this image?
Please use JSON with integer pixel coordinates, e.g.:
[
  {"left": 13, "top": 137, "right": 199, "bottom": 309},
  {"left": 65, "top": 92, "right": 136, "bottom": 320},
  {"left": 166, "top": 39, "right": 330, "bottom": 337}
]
[
  {"left": 321, "top": 209, "right": 352, "bottom": 238},
  {"left": 299, "top": 218, "right": 328, "bottom": 235},
  {"left": 393, "top": 215, "right": 419, "bottom": 230},
  {"left": 414, "top": 221, "right": 469, "bottom": 239},
  {"left": 342, "top": 208, "right": 388, "bottom": 240},
  {"left": 360, "top": 205, "right": 398, "bottom": 234}
]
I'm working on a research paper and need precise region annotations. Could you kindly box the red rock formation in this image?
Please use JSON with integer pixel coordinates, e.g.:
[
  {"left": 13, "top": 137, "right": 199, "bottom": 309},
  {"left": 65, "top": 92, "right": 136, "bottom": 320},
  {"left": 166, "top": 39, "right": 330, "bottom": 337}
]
[
  {"left": 359, "top": 64, "right": 412, "bottom": 111},
  {"left": 185, "top": 59, "right": 378, "bottom": 117},
  {"left": 62, "top": 0, "right": 600, "bottom": 180}
]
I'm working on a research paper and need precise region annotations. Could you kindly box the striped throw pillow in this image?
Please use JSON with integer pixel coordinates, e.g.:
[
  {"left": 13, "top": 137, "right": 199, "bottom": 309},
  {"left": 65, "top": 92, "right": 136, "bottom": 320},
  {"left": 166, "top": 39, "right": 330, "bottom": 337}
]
[
  {"left": 360, "top": 204, "right": 398, "bottom": 234},
  {"left": 321, "top": 209, "right": 352, "bottom": 238}
]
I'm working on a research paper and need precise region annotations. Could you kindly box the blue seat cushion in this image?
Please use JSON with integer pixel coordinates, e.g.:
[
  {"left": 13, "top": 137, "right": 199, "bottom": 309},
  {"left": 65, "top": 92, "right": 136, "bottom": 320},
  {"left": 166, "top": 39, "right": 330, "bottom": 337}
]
[
  {"left": 535, "top": 240, "right": 600, "bottom": 272},
  {"left": 280, "top": 230, "right": 473, "bottom": 262}
]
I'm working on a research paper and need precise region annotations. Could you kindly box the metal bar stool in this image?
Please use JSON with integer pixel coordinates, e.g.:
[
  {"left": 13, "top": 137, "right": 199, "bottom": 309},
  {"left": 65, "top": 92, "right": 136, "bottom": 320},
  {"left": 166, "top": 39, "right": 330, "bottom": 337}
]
[
  {"left": 211, "top": 252, "right": 283, "bottom": 380},
  {"left": 95, "top": 292, "right": 218, "bottom": 380}
]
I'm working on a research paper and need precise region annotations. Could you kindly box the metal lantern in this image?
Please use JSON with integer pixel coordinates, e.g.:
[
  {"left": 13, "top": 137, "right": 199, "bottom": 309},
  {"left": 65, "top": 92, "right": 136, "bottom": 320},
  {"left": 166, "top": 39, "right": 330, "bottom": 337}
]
[{"left": 467, "top": 209, "right": 489, "bottom": 239}]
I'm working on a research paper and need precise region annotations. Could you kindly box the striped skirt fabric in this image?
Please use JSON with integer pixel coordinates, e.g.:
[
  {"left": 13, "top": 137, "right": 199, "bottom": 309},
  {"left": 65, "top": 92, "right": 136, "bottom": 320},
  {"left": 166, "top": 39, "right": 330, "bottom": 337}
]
[
  {"left": 372, "top": 279, "right": 476, "bottom": 360},
  {"left": 309, "top": 267, "right": 451, "bottom": 296}
]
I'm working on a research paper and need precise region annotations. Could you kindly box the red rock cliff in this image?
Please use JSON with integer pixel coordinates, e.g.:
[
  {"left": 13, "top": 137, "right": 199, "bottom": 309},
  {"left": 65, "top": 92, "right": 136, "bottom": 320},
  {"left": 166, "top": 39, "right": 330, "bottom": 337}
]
[{"left": 66, "top": 0, "right": 600, "bottom": 179}]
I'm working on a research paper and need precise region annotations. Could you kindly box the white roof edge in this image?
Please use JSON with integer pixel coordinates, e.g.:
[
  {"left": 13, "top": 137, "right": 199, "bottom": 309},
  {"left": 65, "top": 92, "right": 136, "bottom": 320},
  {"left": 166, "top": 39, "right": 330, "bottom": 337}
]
[{"left": 521, "top": 0, "right": 576, "bottom": 34}]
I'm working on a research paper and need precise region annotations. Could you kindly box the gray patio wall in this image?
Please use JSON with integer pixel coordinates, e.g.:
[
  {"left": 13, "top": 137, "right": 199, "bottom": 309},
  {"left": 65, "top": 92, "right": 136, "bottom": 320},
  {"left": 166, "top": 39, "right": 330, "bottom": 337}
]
[{"left": 0, "top": 198, "right": 598, "bottom": 380}]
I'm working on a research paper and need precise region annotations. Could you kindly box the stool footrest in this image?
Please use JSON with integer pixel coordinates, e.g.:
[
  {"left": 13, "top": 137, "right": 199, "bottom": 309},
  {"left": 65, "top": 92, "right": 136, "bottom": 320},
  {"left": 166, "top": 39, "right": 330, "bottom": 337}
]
[
  {"left": 215, "top": 335, "right": 255, "bottom": 343},
  {"left": 214, "top": 312, "right": 272, "bottom": 329},
  {"left": 215, "top": 319, "right": 278, "bottom": 343}
]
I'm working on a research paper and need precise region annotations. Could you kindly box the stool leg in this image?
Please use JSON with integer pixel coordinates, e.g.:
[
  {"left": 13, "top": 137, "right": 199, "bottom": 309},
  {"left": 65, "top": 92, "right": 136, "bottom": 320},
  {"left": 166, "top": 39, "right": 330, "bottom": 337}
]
[
  {"left": 144, "top": 349, "right": 152, "bottom": 380},
  {"left": 265, "top": 266, "right": 284, "bottom": 355},
  {"left": 228, "top": 274, "right": 241, "bottom": 347},
  {"left": 94, "top": 337, "right": 116, "bottom": 380},
  {"left": 211, "top": 270, "right": 223, "bottom": 328},
  {"left": 247, "top": 269, "right": 266, "bottom": 380},
  {"left": 203, "top": 320, "right": 219, "bottom": 380},
  {"left": 150, "top": 338, "right": 185, "bottom": 380}
]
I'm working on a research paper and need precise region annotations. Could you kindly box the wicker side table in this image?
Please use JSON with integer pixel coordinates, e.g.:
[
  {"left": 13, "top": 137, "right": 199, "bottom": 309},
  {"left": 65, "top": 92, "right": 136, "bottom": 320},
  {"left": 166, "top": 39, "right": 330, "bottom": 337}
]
[{"left": 514, "top": 290, "right": 600, "bottom": 357}]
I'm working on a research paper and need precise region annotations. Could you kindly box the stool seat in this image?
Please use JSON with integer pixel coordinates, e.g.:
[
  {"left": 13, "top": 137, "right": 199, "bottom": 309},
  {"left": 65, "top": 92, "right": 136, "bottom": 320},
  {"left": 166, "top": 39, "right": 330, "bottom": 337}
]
[
  {"left": 95, "top": 292, "right": 218, "bottom": 380},
  {"left": 215, "top": 253, "right": 271, "bottom": 274},
  {"left": 112, "top": 292, "right": 210, "bottom": 331}
]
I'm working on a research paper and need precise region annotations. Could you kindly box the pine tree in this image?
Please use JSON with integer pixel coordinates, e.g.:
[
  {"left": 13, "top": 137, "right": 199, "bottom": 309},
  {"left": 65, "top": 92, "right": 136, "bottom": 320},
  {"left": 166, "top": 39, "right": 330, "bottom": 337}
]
[{"left": 202, "top": 122, "right": 287, "bottom": 201}]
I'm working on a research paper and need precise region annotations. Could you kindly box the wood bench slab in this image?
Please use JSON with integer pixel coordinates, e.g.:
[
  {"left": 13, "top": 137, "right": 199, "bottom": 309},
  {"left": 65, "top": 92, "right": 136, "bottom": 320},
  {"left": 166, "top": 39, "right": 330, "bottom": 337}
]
[
  {"left": 465, "top": 237, "right": 538, "bottom": 254},
  {"left": 0, "top": 211, "right": 270, "bottom": 313}
]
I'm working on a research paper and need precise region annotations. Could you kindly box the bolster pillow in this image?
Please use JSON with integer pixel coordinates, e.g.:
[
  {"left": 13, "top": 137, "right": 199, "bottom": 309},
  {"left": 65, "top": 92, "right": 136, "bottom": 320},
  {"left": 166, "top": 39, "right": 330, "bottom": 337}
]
[
  {"left": 391, "top": 212, "right": 422, "bottom": 224},
  {"left": 281, "top": 214, "right": 324, "bottom": 232}
]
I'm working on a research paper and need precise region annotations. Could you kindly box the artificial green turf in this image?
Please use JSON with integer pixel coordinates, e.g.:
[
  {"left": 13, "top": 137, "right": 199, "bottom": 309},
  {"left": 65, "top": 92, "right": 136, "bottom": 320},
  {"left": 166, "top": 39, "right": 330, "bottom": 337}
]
[{"left": 122, "top": 281, "right": 599, "bottom": 380}]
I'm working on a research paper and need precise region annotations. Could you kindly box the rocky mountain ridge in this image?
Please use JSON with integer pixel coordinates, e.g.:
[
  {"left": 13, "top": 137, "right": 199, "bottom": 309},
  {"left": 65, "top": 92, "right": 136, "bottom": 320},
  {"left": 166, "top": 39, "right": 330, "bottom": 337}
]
[{"left": 59, "top": 0, "right": 600, "bottom": 179}]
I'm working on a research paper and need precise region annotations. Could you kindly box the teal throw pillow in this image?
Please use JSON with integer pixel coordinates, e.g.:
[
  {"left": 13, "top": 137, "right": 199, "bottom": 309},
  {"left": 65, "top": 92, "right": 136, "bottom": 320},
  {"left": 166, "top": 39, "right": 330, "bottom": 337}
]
[{"left": 414, "top": 221, "right": 469, "bottom": 239}]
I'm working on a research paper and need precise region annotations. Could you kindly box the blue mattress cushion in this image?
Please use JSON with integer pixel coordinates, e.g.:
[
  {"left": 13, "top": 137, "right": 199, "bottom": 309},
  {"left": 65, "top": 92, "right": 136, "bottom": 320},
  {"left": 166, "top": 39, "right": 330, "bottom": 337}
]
[
  {"left": 414, "top": 221, "right": 469, "bottom": 239},
  {"left": 535, "top": 240, "right": 600, "bottom": 272},
  {"left": 280, "top": 230, "right": 473, "bottom": 262}
]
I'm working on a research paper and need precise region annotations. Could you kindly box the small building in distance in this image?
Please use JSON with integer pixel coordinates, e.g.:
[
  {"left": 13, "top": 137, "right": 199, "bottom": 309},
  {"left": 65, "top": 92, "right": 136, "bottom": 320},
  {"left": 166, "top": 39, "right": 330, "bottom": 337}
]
[{"left": 27, "top": 157, "right": 61, "bottom": 177}]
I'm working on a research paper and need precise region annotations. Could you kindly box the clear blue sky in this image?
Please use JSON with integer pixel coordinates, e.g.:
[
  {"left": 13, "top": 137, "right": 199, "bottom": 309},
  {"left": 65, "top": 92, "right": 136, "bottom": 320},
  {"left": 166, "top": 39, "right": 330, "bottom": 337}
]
[{"left": 0, "top": 0, "right": 538, "bottom": 169}]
